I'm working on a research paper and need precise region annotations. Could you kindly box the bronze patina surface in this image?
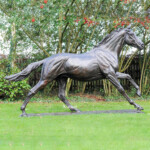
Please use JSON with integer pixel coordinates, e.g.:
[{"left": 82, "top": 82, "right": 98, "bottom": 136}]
[{"left": 5, "top": 26, "right": 144, "bottom": 116}]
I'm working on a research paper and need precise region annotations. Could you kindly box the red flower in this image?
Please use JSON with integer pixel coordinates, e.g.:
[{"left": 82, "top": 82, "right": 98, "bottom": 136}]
[
  {"left": 75, "top": 19, "right": 80, "bottom": 23},
  {"left": 124, "top": 0, "right": 127, "bottom": 4},
  {"left": 145, "top": 16, "right": 149, "bottom": 20},
  {"left": 129, "top": 17, "right": 133, "bottom": 19},
  {"left": 40, "top": 5, "right": 44, "bottom": 9},
  {"left": 89, "top": 20, "right": 93, "bottom": 24},
  {"left": 126, "top": 21, "right": 130, "bottom": 25},
  {"left": 121, "top": 21, "right": 125, "bottom": 26},
  {"left": 84, "top": 20, "right": 88, "bottom": 24},
  {"left": 137, "top": 18, "right": 139, "bottom": 22},
  {"left": 145, "top": 26, "right": 149, "bottom": 29},
  {"left": 44, "top": 0, "right": 48, "bottom": 4},
  {"left": 140, "top": 22, "right": 145, "bottom": 26},
  {"left": 145, "top": 17, "right": 150, "bottom": 23},
  {"left": 31, "top": 18, "right": 35, "bottom": 22}
]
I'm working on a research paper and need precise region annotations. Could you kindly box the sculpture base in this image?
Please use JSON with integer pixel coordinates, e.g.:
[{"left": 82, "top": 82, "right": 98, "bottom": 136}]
[{"left": 20, "top": 109, "right": 144, "bottom": 117}]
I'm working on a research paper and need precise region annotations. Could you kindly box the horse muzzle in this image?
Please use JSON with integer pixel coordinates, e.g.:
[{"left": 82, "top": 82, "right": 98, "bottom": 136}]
[{"left": 139, "top": 43, "right": 144, "bottom": 50}]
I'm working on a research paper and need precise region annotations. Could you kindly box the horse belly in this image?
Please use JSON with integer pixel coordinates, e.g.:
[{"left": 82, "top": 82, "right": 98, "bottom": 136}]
[{"left": 64, "top": 58, "right": 103, "bottom": 81}]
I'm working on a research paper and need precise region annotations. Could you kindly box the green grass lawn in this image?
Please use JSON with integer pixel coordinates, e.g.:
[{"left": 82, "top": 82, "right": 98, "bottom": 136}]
[{"left": 0, "top": 100, "right": 150, "bottom": 150}]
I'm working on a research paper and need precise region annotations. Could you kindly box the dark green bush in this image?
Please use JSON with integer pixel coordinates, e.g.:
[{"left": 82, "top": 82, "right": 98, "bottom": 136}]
[
  {"left": 0, "top": 71, "right": 30, "bottom": 101},
  {"left": 0, "top": 59, "right": 30, "bottom": 101}
]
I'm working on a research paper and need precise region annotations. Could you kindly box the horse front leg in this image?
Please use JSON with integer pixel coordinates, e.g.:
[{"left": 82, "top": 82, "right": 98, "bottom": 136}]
[
  {"left": 57, "top": 77, "right": 80, "bottom": 113},
  {"left": 107, "top": 73, "right": 143, "bottom": 111},
  {"left": 116, "top": 72, "right": 141, "bottom": 96}
]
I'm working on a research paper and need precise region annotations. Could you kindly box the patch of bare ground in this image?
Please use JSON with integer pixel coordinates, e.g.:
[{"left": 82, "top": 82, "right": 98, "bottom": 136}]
[{"left": 75, "top": 93, "right": 106, "bottom": 102}]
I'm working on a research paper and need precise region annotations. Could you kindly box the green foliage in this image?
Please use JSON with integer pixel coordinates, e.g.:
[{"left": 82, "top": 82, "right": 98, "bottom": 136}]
[
  {"left": 128, "top": 87, "right": 137, "bottom": 97},
  {"left": 0, "top": 0, "right": 149, "bottom": 56},
  {"left": 0, "top": 0, "right": 149, "bottom": 97},
  {"left": 0, "top": 71, "right": 30, "bottom": 101},
  {"left": 0, "top": 59, "right": 30, "bottom": 101}
]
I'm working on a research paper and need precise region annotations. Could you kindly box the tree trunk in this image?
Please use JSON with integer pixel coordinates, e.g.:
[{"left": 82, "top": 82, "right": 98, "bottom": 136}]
[{"left": 8, "top": 22, "right": 17, "bottom": 72}]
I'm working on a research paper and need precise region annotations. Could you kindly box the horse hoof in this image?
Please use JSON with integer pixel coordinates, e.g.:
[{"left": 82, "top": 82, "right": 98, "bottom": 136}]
[
  {"left": 137, "top": 107, "right": 144, "bottom": 111},
  {"left": 72, "top": 110, "right": 81, "bottom": 113},
  {"left": 136, "top": 89, "right": 141, "bottom": 97},
  {"left": 20, "top": 113, "right": 28, "bottom": 117},
  {"left": 70, "top": 107, "right": 81, "bottom": 113},
  {"left": 75, "top": 109, "right": 81, "bottom": 113}
]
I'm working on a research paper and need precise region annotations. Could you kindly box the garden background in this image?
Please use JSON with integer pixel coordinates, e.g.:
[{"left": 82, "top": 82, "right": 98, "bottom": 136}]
[{"left": 0, "top": 0, "right": 150, "bottom": 149}]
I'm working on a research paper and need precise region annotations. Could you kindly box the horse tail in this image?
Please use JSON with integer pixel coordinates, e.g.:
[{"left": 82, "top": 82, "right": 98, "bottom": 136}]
[{"left": 5, "top": 59, "right": 45, "bottom": 81}]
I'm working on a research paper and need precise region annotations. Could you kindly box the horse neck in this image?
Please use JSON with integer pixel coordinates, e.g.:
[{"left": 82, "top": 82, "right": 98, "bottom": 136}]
[{"left": 101, "top": 33, "right": 125, "bottom": 57}]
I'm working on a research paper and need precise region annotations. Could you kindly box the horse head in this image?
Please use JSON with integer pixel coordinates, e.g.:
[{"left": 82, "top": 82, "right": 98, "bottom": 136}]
[{"left": 124, "top": 25, "right": 144, "bottom": 50}]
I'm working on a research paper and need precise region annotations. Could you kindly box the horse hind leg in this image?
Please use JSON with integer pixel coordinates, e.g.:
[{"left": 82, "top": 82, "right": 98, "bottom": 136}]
[
  {"left": 58, "top": 77, "right": 80, "bottom": 112},
  {"left": 20, "top": 79, "right": 49, "bottom": 116}
]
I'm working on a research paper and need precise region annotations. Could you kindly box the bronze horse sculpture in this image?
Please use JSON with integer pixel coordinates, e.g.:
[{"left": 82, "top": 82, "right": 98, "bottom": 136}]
[{"left": 5, "top": 26, "right": 144, "bottom": 116}]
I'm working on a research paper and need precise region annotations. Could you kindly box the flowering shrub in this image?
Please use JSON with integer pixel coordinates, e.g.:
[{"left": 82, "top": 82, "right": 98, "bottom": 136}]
[
  {"left": 114, "top": 16, "right": 150, "bottom": 29},
  {"left": 120, "top": 0, "right": 136, "bottom": 4}
]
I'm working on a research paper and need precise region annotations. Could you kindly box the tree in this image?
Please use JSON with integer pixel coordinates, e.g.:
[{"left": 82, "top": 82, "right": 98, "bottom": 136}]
[{"left": 0, "top": 0, "right": 149, "bottom": 95}]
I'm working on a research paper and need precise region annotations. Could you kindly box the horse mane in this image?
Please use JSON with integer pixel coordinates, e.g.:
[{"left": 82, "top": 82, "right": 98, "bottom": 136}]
[{"left": 94, "top": 28, "right": 124, "bottom": 48}]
